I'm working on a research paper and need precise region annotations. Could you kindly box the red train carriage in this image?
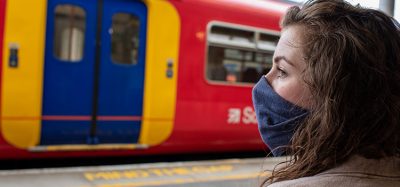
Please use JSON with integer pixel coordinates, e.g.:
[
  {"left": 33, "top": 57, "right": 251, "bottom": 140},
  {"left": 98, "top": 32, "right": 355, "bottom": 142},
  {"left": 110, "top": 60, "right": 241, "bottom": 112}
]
[{"left": 0, "top": 0, "right": 292, "bottom": 159}]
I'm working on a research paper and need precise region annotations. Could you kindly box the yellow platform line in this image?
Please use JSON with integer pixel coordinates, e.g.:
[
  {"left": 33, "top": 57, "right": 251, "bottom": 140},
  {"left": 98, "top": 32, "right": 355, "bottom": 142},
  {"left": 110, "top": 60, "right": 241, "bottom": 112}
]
[
  {"left": 29, "top": 144, "right": 148, "bottom": 152},
  {"left": 80, "top": 172, "right": 270, "bottom": 187}
]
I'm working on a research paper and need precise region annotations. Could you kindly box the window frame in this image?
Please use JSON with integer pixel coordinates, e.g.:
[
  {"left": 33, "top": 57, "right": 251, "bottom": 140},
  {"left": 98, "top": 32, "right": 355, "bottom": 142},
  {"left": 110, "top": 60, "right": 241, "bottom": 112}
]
[{"left": 205, "top": 21, "right": 280, "bottom": 87}]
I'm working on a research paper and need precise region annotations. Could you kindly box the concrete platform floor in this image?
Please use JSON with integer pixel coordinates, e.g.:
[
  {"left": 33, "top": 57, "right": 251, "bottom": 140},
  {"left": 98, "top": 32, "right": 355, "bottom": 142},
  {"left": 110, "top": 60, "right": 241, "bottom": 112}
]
[{"left": 0, "top": 157, "right": 286, "bottom": 187}]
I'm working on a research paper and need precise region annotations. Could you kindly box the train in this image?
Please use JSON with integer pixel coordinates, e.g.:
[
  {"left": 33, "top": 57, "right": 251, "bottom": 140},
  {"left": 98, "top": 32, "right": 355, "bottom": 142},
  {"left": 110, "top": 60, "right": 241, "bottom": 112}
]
[{"left": 0, "top": 0, "right": 293, "bottom": 159}]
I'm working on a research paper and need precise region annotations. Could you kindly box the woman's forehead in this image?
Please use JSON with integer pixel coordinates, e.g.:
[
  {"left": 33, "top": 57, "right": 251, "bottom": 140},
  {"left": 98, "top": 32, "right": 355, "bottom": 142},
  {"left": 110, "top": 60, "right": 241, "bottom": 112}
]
[{"left": 274, "top": 26, "right": 306, "bottom": 68}]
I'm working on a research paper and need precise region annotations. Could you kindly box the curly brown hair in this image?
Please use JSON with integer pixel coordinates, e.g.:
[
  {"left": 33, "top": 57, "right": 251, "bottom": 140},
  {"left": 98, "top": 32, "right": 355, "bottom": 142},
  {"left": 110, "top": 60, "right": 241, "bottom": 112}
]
[{"left": 263, "top": 0, "right": 400, "bottom": 185}]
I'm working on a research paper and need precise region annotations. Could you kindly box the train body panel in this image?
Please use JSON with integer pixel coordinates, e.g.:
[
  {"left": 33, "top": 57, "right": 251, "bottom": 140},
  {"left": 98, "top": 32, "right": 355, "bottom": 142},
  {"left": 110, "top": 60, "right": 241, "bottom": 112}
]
[
  {"left": 167, "top": 0, "right": 287, "bottom": 151},
  {"left": 138, "top": 0, "right": 179, "bottom": 147},
  {"left": 0, "top": 0, "right": 291, "bottom": 159},
  {"left": 0, "top": 0, "right": 5, "bottom": 152},
  {"left": 1, "top": 0, "right": 47, "bottom": 149}
]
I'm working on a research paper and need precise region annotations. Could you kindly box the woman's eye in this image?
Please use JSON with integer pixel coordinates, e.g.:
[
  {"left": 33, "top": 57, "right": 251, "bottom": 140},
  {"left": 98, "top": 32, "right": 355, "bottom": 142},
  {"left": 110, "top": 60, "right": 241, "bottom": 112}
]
[{"left": 277, "top": 67, "right": 287, "bottom": 78}]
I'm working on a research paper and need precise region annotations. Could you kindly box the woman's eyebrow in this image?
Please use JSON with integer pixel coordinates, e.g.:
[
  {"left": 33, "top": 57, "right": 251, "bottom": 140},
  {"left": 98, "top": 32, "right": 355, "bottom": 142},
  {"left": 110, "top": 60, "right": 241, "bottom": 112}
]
[{"left": 274, "top": 56, "right": 296, "bottom": 67}]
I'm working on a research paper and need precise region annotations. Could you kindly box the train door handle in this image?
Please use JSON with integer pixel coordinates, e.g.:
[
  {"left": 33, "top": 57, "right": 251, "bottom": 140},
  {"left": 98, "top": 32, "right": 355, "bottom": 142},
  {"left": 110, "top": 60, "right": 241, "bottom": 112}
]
[
  {"left": 166, "top": 59, "right": 174, "bottom": 78},
  {"left": 9, "top": 43, "right": 19, "bottom": 68}
]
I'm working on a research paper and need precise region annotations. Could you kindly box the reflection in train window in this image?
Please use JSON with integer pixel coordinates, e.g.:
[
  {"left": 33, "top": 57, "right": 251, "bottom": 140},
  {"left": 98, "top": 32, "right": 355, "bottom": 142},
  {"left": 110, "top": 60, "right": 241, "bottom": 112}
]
[
  {"left": 53, "top": 4, "right": 86, "bottom": 62},
  {"left": 206, "top": 24, "right": 279, "bottom": 84},
  {"left": 207, "top": 46, "right": 273, "bottom": 83},
  {"left": 111, "top": 13, "right": 140, "bottom": 65}
]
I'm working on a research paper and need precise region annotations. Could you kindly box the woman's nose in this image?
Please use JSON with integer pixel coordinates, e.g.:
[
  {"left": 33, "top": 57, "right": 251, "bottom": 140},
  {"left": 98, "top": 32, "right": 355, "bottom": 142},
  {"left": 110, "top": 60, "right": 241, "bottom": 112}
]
[{"left": 265, "top": 70, "right": 273, "bottom": 84}]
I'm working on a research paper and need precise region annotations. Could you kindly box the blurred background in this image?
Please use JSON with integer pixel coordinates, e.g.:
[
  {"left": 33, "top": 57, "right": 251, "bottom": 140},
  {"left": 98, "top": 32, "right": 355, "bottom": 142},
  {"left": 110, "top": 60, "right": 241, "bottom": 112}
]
[
  {"left": 0, "top": 0, "right": 397, "bottom": 166},
  {"left": 292, "top": 0, "right": 399, "bottom": 20},
  {"left": 0, "top": 0, "right": 397, "bottom": 186}
]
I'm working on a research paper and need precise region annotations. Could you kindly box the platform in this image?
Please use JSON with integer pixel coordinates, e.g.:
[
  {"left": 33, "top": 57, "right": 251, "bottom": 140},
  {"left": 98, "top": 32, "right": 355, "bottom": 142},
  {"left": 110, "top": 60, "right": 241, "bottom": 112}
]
[{"left": 0, "top": 157, "right": 286, "bottom": 187}]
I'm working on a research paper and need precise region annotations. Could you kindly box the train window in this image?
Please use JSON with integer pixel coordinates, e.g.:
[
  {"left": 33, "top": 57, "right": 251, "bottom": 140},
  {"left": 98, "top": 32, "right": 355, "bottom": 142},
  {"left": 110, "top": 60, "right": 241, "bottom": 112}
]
[
  {"left": 208, "top": 26, "right": 256, "bottom": 49},
  {"left": 207, "top": 46, "right": 273, "bottom": 83},
  {"left": 53, "top": 5, "right": 86, "bottom": 62},
  {"left": 258, "top": 33, "right": 278, "bottom": 52},
  {"left": 111, "top": 13, "right": 140, "bottom": 65},
  {"left": 207, "top": 24, "right": 279, "bottom": 84}
]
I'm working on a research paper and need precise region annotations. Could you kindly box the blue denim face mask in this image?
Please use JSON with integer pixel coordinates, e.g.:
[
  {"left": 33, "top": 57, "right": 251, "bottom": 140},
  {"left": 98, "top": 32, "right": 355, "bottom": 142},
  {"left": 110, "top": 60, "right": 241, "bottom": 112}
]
[{"left": 252, "top": 77, "right": 309, "bottom": 156}]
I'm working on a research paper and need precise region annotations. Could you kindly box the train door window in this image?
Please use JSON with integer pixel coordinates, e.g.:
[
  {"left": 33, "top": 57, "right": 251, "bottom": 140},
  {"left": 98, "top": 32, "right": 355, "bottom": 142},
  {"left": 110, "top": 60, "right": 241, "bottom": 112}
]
[
  {"left": 53, "top": 5, "right": 86, "bottom": 62},
  {"left": 111, "top": 13, "right": 140, "bottom": 65},
  {"left": 206, "top": 23, "right": 279, "bottom": 84}
]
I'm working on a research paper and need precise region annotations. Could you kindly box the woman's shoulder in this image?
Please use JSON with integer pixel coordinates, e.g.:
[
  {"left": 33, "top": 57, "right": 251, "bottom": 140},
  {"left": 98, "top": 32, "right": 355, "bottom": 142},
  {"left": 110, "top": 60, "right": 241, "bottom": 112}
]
[{"left": 268, "top": 155, "right": 400, "bottom": 187}]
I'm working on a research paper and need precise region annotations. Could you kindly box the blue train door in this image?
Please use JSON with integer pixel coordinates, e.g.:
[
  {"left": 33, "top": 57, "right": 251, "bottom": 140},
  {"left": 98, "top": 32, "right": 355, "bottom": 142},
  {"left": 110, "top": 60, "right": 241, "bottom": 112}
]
[{"left": 41, "top": 0, "right": 147, "bottom": 145}]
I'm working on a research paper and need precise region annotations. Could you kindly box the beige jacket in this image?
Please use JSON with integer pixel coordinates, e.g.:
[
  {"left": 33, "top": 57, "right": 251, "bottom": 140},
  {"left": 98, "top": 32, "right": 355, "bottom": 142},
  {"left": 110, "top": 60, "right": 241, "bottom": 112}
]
[{"left": 269, "top": 155, "right": 400, "bottom": 187}]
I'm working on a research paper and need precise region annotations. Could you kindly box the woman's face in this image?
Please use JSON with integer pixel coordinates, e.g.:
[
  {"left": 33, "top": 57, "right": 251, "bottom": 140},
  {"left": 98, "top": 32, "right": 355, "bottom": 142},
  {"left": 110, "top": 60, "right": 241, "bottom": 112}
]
[{"left": 266, "top": 26, "right": 312, "bottom": 109}]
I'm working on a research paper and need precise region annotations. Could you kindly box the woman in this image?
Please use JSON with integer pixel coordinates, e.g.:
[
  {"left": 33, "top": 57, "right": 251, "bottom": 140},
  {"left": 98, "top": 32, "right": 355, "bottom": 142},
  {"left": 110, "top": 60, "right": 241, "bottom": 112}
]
[{"left": 252, "top": 0, "right": 400, "bottom": 186}]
